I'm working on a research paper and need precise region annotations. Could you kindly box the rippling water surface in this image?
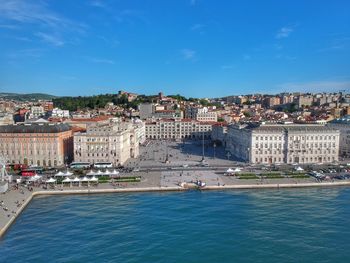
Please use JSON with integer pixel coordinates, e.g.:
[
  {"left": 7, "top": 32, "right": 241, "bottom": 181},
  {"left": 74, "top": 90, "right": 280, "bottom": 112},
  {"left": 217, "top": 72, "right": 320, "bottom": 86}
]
[{"left": 1, "top": 188, "right": 350, "bottom": 262}]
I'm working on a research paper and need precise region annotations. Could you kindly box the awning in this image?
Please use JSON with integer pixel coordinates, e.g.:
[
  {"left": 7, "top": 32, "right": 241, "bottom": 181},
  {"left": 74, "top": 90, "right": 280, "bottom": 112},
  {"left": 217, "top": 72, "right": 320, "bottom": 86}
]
[
  {"left": 64, "top": 171, "right": 73, "bottom": 176},
  {"left": 46, "top": 178, "right": 56, "bottom": 183},
  {"left": 86, "top": 170, "right": 95, "bottom": 176},
  {"left": 55, "top": 171, "right": 65, "bottom": 176},
  {"left": 90, "top": 176, "right": 98, "bottom": 182},
  {"left": 62, "top": 178, "right": 72, "bottom": 183}
]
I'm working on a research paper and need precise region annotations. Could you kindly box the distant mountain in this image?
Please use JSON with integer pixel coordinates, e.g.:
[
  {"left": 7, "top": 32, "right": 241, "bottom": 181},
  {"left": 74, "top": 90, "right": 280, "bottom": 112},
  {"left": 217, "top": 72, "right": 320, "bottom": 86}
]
[{"left": 0, "top": 93, "right": 57, "bottom": 101}]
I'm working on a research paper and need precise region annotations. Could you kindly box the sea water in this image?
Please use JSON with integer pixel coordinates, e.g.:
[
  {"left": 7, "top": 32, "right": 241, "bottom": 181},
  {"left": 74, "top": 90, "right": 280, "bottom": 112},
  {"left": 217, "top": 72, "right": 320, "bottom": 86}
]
[{"left": 1, "top": 188, "right": 350, "bottom": 263}]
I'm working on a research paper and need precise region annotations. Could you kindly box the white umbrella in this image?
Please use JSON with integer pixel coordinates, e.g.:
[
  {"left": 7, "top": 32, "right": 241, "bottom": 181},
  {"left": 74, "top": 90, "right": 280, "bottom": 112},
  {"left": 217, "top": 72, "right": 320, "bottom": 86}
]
[
  {"left": 87, "top": 170, "right": 95, "bottom": 176},
  {"left": 81, "top": 176, "right": 90, "bottom": 182},
  {"left": 111, "top": 169, "right": 119, "bottom": 175},
  {"left": 296, "top": 166, "right": 304, "bottom": 171},
  {"left": 46, "top": 178, "right": 56, "bottom": 183},
  {"left": 104, "top": 170, "right": 111, "bottom": 175},
  {"left": 226, "top": 168, "right": 234, "bottom": 173},
  {"left": 234, "top": 168, "right": 241, "bottom": 173},
  {"left": 64, "top": 171, "right": 73, "bottom": 176},
  {"left": 90, "top": 176, "right": 98, "bottom": 182},
  {"left": 27, "top": 177, "right": 36, "bottom": 182},
  {"left": 55, "top": 171, "right": 65, "bottom": 177},
  {"left": 72, "top": 177, "right": 81, "bottom": 182},
  {"left": 97, "top": 170, "right": 103, "bottom": 175},
  {"left": 62, "top": 177, "right": 71, "bottom": 183},
  {"left": 33, "top": 174, "right": 42, "bottom": 180},
  {"left": 28, "top": 174, "right": 42, "bottom": 182}
]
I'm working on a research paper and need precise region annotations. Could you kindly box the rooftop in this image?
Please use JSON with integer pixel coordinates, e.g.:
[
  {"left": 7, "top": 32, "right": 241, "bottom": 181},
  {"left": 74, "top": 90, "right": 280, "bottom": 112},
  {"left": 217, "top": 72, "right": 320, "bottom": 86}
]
[{"left": 0, "top": 123, "right": 72, "bottom": 133}]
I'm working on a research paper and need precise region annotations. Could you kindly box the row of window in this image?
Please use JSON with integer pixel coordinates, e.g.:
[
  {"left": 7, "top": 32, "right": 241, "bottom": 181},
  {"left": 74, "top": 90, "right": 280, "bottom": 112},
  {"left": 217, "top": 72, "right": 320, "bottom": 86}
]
[
  {"left": 0, "top": 150, "right": 57, "bottom": 155},
  {"left": 254, "top": 135, "right": 337, "bottom": 141},
  {"left": 254, "top": 156, "right": 336, "bottom": 163},
  {"left": 254, "top": 149, "right": 336, "bottom": 155}
]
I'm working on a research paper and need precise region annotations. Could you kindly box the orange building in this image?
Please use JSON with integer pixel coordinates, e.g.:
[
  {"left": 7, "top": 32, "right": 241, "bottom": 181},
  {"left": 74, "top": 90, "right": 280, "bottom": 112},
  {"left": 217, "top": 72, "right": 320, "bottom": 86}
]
[{"left": 0, "top": 123, "right": 73, "bottom": 167}]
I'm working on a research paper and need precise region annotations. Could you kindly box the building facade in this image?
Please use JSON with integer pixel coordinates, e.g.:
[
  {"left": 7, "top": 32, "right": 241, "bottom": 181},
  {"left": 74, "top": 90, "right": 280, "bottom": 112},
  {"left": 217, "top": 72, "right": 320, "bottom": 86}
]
[
  {"left": 0, "top": 123, "right": 73, "bottom": 167},
  {"left": 139, "top": 103, "right": 154, "bottom": 120},
  {"left": 145, "top": 119, "right": 214, "bottom": 140},
  {"left": 328, "top": 115, "right": 350, "bottom": 158},
  {"left": 226, "top": 123, "right": 339, "bottom": 164},
  {"left": 74, "top": 122, "right": 140, "bottom": 166},
  {"left": 185, "top": 107, "right": 218, "bottom": 122},
  {"left": 51, "top": 108, "right": 70, "bottom": 118}
]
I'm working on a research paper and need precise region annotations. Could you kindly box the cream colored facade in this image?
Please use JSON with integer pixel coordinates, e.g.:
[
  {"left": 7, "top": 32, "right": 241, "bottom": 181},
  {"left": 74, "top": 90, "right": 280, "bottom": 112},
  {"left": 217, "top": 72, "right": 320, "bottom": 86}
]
[
  {"left": 0, "top": 123, "right": 73, "bottom": 167},
  {"left": 145, "top": 119, "right": 213, "bottom": 140},
  {"left": 0, "top": 113, "right": 14, "bottom": 126},
  {"left": 328, "top": 116, "right": 350, "bottom": 157},
  {"left": 74, "top": 122, "right": 140, "bottom": 166},
  {"left": 185, "top": 107, "right": 218, "bottom": 122},
  {"left": 226, "top": 123, "right": 340, "bottom": 164}
]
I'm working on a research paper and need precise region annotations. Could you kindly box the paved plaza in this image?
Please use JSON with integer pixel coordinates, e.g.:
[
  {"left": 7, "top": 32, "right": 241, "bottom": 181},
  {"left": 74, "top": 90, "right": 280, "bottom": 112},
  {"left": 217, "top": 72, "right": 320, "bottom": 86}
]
[{"left": 126, "top": 139, "right": 237, "bottom": 168}]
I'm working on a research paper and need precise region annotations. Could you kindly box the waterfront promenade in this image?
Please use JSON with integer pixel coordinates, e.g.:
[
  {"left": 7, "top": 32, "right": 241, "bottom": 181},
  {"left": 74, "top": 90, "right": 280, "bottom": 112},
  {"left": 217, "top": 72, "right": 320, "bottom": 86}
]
[{"left": 2, "top": 172, "right": 350, "bottom": 238}]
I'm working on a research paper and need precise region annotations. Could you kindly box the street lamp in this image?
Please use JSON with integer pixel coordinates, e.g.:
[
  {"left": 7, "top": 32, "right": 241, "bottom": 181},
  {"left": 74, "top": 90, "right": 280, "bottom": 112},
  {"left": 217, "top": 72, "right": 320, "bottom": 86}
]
[
  {"left": 201, "top": 131, "right": 205, "bottom": 162},
  {"left": 213, "top": 142, "right": 216, "bottom": 159},
  {"left": 165, "top": 140, "right": 169, "bottom": 163}
]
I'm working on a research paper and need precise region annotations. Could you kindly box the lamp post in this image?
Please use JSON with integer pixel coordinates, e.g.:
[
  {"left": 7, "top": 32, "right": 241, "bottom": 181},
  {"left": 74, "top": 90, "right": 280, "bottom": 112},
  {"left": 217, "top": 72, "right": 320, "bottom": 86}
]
[
  {"left": 165, "top": 140, "right": 169, "bottom": 163},
  {"left": 213, "top": 142, "right": 217, "bottom": 159},
  {"left": 201, "top": 131, "right": 205, "bottom": 162}
]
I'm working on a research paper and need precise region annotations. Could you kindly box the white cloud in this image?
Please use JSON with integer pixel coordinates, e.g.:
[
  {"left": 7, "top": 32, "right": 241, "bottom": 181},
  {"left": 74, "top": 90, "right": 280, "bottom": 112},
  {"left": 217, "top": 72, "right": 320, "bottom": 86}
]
[
  {"left": 0, "top": 24, "right": 19, "bottom": 29},
  {"left": 181, "top": 49, "right": 196, "bottom": 61},
  {"left": 190, "top": 24, "right": 205, "bottom": 31},
  {"left": 7, "top": 48, "right": 44, "bottom": 59},
  {"left": 36, "top": 32, "right": 64, "bottom": 46},
  {"left": 61, "top": 75, "right": 78, "bottom": 80},
  {"left": 276, "top": 26, "right": 294, "bottom": 39},
  {"left": 85, "top": 56, "right": 115, "bottom": 65},
  {"left": 0, "top": 0, "right": 83, "bottom": 30},
  {"left": 317, "top": 37, "right": 350, "bottom": 52},
  {"left": 97, "top": 35, "right": 120, "bottom": 47},
  {"left": 275, "top": 54, "right": 296, "bottom": 60},
  {"left": 277, "top": 80, "right": 350, "bottom": 93},
  {"left": 221, "top": 65, "right": 234, "bottom": 70},
  {"left": 89, "top": 0, "right": 106, "bottom": 8},
  {"left": 0, "top": 0, "right": 86, "bottom": 47},
  {"left": 243, "top": 54, "right": 251, "bottom": 61}
]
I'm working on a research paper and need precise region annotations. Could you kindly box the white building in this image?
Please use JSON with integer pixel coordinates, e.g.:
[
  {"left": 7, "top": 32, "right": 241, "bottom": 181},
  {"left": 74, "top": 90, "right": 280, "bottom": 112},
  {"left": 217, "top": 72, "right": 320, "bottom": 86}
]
[
  {"left": 328, "top": 115, "right": 350, "bottom": 158},
  {"left": 129, "top": 119, "right": 146, "bottom": 144},
  {"left": 145, "top": 119, "right": 214, "bottom": 140},
  {"left": 0, "top": 113, "right": 14, "bottom": 126},
  {"left": 226, "top": 123, "right": 339, "bottom": 164},
  {"left": 51, "top": 108, "right": 70, "bottom": 118},
  {"left": 29, "top": 106, "right": 45, "bottom": 119},
  {"left": 74, "top": 122, "right": 140, "bottom": 166},
  {"left": 185, "top": 107, "right": 217, "bottom": 122}
]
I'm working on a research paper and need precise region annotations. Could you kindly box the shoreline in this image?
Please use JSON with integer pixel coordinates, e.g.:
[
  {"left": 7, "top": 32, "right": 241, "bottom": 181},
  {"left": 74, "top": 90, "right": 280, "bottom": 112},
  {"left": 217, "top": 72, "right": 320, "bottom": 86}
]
[{"left": 2, "top": 181, "right": 350, "bottom": 238}]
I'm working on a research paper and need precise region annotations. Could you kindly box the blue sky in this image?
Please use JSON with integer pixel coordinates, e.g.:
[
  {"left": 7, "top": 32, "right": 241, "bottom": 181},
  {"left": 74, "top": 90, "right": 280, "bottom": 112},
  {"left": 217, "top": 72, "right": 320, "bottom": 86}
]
[{"left": 0, "top": 0, "right": 349, "bottom": 97}]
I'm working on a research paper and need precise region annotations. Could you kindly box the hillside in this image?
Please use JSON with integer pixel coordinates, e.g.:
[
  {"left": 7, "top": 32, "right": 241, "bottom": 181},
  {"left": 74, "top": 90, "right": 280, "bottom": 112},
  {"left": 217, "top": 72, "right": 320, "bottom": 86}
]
[{"left": 0, "top": 93, "right": 57, "bottom": 101}]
